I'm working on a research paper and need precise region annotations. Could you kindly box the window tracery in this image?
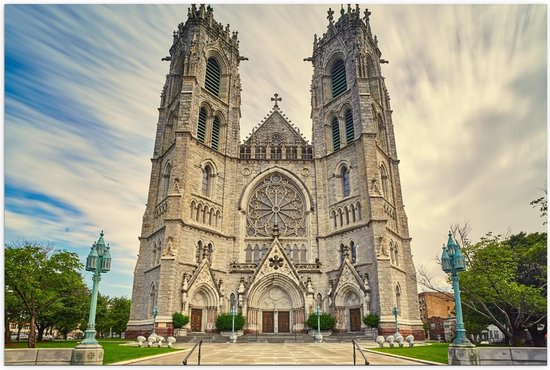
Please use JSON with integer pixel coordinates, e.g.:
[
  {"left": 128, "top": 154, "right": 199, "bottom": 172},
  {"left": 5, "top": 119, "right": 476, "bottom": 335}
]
[{"left": 246, "top": 173, "right": 306, "bottom": 238}]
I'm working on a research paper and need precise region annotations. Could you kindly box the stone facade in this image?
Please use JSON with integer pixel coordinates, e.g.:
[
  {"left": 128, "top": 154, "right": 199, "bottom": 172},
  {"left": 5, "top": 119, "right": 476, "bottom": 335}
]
[{"left": 126, "top": 4, "right": 424, "bottom": 339}]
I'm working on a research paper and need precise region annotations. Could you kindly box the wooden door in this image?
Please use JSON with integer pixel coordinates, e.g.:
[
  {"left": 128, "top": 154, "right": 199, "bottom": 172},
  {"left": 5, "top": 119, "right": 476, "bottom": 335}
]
[
  {"left": 278, "top": 311, "right": 290, "bottom": 333},
  {"left": 349, "top": 308, "right": 361, "bottom": 332},
  {"left": 191, "top": 309, "right": 202, "bottom": 332},
  {"left": 262, "top": 311, "right": 274, "bottom": 333}
]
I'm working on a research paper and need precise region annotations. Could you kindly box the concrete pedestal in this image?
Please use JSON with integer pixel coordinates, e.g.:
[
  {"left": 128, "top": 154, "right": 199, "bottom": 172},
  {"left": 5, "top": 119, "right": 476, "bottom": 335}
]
[
  {"left": 71, "top": 344, "right": 104, "bottom": 365},
  {"left": 315, "top": 333, "right": 323, "bottom": 343},
  {"left": 448, "top": 344, "right": 479, "bottom": 365}
]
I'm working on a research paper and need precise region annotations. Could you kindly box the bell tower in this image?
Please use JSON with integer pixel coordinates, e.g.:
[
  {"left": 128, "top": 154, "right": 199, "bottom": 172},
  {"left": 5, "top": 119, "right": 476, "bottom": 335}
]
[
  {"left": 309, "top": 5, "right": 423, "bottom": 337},
  {"left": 127, "top": 4, "right": 244, "bottom": 337}
]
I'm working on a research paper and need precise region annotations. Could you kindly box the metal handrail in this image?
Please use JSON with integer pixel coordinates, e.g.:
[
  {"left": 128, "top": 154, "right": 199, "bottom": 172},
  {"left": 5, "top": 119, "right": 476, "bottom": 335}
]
[
  {"left": 183, "top": 339, "right": 203, "bottom": 365},
  {"left": 352, "top": 339, "right": 369, "bottom": 365}
]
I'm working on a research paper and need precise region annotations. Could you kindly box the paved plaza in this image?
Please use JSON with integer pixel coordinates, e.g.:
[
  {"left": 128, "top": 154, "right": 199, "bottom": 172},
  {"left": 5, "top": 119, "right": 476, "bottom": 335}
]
[{"left": 123, "top": 343, "right": 425, "bottom": 366}]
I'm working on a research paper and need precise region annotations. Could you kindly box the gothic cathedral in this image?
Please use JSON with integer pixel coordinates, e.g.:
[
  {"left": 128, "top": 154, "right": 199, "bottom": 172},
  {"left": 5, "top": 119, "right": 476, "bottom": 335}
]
[{"left": 126, "top": 4, "right": 424, "bottom": 339}]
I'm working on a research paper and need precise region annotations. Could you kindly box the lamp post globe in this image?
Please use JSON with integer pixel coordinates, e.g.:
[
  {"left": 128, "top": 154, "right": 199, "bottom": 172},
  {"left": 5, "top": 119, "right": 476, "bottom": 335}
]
[
  {"left": 441, "top": 232, "right": 472, "bottom": 346},
  {"left": 81, "top": 231, "right": 111, "bottom": 346}
]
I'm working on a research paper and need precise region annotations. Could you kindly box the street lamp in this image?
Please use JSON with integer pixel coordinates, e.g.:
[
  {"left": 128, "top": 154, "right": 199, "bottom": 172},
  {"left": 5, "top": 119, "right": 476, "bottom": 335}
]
[
  {"left": 229, "top": 305, "right": 237, "bottom": 343},
  {"left": 81, "top": 231, "right": 112, "bottom": 345},
  {"left": 151, "top": 306, "right": 158, "bottom": 336},
  {"left": 315, "top": 306, "right": 323, "bottom": 343},
  {"left": 392, "top": 306, "right": 400, "bottom": 337},
  {"left": 441, "top": 232, "right": 472, "bottom": 346}
]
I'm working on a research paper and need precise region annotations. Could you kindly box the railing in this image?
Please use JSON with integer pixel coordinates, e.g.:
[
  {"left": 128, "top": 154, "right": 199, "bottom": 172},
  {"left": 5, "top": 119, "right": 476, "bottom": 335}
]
[
  {"left": 352, "top": 339, "right": 369, "bottom": 365},
  {"left": 182, "top": 339, "right": 203, "bottom": 366}
]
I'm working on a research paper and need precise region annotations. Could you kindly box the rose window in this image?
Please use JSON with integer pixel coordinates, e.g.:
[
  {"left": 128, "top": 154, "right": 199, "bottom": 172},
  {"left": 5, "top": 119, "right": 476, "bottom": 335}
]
[{"left": 246, "top": 173, "right": 306, "bottom": 237}]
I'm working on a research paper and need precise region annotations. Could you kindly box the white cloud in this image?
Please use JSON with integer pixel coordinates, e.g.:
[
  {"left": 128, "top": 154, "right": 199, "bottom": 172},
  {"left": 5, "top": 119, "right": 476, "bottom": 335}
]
[{"left": 5, "top": 4, "right": 547, "bottom": 298}]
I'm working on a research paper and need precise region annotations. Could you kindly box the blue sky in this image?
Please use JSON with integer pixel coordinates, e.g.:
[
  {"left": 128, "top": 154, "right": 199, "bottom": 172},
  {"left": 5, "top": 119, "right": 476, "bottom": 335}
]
[{"left": 4, "top": 4, "right": 547, "bottom": 298}]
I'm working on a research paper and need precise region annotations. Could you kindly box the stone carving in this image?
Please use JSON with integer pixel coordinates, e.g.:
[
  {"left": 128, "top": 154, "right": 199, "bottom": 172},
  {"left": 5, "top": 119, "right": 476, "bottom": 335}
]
[
  {"left": 378, "top": 236, "right": 390, "bottom": 258},
  {"left": 306, "top": 276, "right": 314, "bottom": 294},
  {"left": 268, "top": 255, "right": 284, "bottom": 270},
  {"left": 162, "top": 236, "right": 175, "bottom": 257},
  {"left": 261, "top": 287, "right": 291, "bottom": 309}
]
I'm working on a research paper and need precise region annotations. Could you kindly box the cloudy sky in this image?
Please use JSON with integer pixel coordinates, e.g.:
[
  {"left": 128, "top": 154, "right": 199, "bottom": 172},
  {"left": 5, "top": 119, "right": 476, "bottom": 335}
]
[{"left": 4, "top": 4, "right": 547, "bottom": 298}]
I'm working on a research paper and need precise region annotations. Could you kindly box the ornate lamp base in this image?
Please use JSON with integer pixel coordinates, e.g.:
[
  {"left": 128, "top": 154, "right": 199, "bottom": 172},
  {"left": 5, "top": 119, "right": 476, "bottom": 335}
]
[{"left": 71, "top": 343, "right": 104, "bottom": 365}]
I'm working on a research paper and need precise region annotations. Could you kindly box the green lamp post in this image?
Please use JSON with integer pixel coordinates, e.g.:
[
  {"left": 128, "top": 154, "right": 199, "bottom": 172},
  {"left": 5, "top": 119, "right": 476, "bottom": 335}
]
[
  {"left": 314, "top": 306, "right": 323, "bottom": 343},
  {"left": 81, "top": 231, "right": 112, "bottom": 345},
  {"left": 392, "top": 306, "right": 400, "bottom": 337},
  {"left": 229, "top": 305, "right": 237, "bottom": 343},
  {"left": 151, "top": 306, "right": 158, "bottom": 336},
  {"left": 441, "top": 232, "right": 472, "bottom": 346}
]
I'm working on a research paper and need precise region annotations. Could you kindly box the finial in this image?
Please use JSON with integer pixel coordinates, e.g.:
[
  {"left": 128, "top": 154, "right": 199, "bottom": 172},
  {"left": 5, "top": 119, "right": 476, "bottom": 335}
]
[
  {"left": 355, "top": 4, "right": 360, "bottom": 14},
  {"left": 207, "top": 4, "right": 212, "bottom": 12},
  {"left": 270, "top": 93, "right": 282, "bottom": 108},
  {"left": 364, "top": 8, "right": 371, "bottom": 22},
  {"left": 100, "top": 230, "right": 104, "bottom": 237},
  {"left": 340, "top": 5, "right": 345, "bottom": 16},
  {"left": 347, "top": 4, "right": 352, "bottom": 13},
  {"left": 327, "top": 7, "right": 334, "bottom": 23}
]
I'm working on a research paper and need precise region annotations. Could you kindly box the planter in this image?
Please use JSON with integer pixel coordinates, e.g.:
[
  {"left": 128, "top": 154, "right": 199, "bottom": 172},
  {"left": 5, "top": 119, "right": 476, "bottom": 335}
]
[
  {"left": 308, "top": 329, "right": 332, "bottom": 337},
  {"left": 220, "top": 330, "right": 244, "bottom": 337},
  {"left": 174, "top": 328, "right": 188, "bottom": 337},
  {"left": 364, "top": 327, "right": 378, "bottom": 338}
]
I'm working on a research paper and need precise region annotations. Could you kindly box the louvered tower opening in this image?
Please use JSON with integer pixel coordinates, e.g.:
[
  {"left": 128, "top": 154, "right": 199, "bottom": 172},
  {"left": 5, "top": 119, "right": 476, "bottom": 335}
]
[
  {"left": 205, "top": 58, "right": 221, "bottom": 96},
  {"left": 331, "top": 117, "right": 341, "bottom": 151},
  {"left": 211, "top": 116, "right": 220, "bottom": 150},
  {"left": 198, "top": 107, "right": 207, "bottom": 143},
  {"left": 345, "top": 109, "right": 354, "bottom": 143},
  {"left": 331, "top": 59, "right": 347, "bottom": 98}
]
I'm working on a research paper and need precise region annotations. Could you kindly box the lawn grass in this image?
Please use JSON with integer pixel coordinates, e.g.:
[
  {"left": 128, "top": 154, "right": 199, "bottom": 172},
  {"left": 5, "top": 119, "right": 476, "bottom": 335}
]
[
  {"left": 369, "top": 342, "right": 449, "bottom": 364},
  {"left": 5, "top": 339, "right": 181, "bottom": 365}
]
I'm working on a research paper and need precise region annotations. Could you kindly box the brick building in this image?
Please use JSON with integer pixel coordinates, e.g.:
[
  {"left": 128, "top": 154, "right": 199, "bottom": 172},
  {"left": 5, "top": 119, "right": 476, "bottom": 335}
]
[
  {"left": 418, "top": 291, "right": 455, "bottom": 341},
  {"left": 126, "top": 4, "right": 424, "bottom": 339}
]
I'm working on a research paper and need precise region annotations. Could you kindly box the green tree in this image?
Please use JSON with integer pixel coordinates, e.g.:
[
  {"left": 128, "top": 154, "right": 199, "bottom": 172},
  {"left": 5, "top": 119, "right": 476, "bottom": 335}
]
[
  {"left": 530, "top": 189, "right": 547, "bottom": 225},
  {"left": 5, "top": 290, "right": 28, "bottom": 343},
  {"left": 53, "top": 283, "right": 90, "bottom": 339},
  {"left": 459, "top": 232, "right": 547, "bottom": 346},
  {"left": 362, "top": 313, "right": 380, "bottom": 328},
  {"left": 172, "top": 312, "right": 190, "bottom": 329},
  {"left": 5, "top": 241, "right": 84, "bottom": 348},
  {"left": 107, "top": 297, "right": 131, "bottom": 337},
  {"left": 306, "top": 312, "right": 336, "bottom": 331},
  {"left": 215, "top": 312, "right": 245, "bottom": 331}
]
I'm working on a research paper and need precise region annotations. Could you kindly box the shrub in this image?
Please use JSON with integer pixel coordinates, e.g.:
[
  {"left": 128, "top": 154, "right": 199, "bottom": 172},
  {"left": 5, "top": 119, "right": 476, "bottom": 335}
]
[
  {"left": 215, "top": 312, "right": 245, "bottom": 331},
  {"left": 172, "top": 312, "right": 189, "bottom": 329},
  {"left": 363, "top": 313, "right": 380, "bottom": 328},
  {"left": 306, "top": 312, "right": 336, "bottom": 331}
]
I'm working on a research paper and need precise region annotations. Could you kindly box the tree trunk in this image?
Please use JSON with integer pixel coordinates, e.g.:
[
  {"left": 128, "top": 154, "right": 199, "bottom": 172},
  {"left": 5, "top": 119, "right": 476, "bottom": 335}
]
[
  {"left": 28, "top": 310, "right": 37, "bottom": 348},
  {"left": 37, "top": 324, "right": 46, "bottom": 341},
  {"left": 528, "top": 325, "right": 546, "bottom": 347},
  {"left": 5, "top": 317, "right": 11, "bottom": 344},
  {"left": 511, "top": 333, "right": 525, "bottom": 347}
]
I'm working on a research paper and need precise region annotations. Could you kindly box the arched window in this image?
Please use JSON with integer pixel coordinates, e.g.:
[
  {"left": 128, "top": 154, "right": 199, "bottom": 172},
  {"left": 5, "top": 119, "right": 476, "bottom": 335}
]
[
  {"left": 149, "top": 283, "right": 157, "bottom": 318},
  {"left": 196, "top": 241, "right": 203, "bottom": 263},
  {"left": 253, "top": 244, "right": 260, "bottom": 262},
  {"left": 344, "top": 206, "right": 350, "bottom": 225},
  {"left": 202, "top": 165, "right": 212, "bottom": 197},
  {"left": 394, "top": 244, "right": 399, "bottom": 266},
  {"left": 300, "top": 244, "right": 307, "bottom": 263},
  {"left": 292, "top": 244, "right": 299, "bottom": 261},
  {"left": 245, "top": 244, "right": 252, "bottom": 262},
  {"left": 156, "top": 241, "right": 162, "bottom": 265},
  {"left": 206, "top": 243, "right": 213, "bottom": 262},
  {"left": 380, "top": 164, "right": 389, "bottom": 199},
  {"left": 331, "top": 58, "right": 347, "bottom": 98},
  {"left": 341, "top": 166, "right": 350, "bottom": 197},
  {"left": 160, "top": 162, "right": 172, "bottom": 199},
  {"left": 344, "top": 109, "right": 354, "bottom": 144},
  {"left": 390, "top": 242, "right": 395, "bottom": 264},
  {"left": 377, "top": 114, "right": 388, "bottom": 152},
  {"left": 316, "top": 293, "right": 323, "bottom": 311},
  {"left": 198, "top": 107, "right": 207, "bottom": 143},
  {"left": 205, "top": 57, "right": 221, "bottom": 96},
  {"left": 331, "top": 210, "right": 337, "bottom": 228},
  {"left": 152, "top": 242, "right": 157, "bottom": 267},
  {"left": 230, "top": 293, "right": 237, "bottom": 310},
  {"left": 331, "top": 117, "right": 341, "bottom": 151},
  {"left": 395, "top": 284, "right": 402, "bottom": 315},
  {"left": 211, "top": 116, "right": 221, "bottom": 150},
  {"left": 350, "top": 241, "right": 357, "bottom": 264},
  {"left": 340, "top": 243, "right": 345, "bottom": 263}
]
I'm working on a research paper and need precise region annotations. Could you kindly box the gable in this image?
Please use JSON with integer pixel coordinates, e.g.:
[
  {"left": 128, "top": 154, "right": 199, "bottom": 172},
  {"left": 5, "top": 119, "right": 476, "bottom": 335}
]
[{"left": 244, "top": 110, "right": 307, "bottom": 146}]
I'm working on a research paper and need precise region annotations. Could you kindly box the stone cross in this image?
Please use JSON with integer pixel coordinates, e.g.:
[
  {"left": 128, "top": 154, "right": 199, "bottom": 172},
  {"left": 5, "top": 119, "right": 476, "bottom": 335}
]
[
  {"left": 364, "top": 9, "right": 371, "bottom": 22},
  {"left": 271, "top": 93, "right": 282, "bottom": 108}
]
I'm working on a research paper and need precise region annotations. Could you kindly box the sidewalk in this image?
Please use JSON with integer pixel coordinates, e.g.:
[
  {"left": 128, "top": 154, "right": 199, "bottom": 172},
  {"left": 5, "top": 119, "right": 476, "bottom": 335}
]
[{"left": 123, "top": 342, "right": 426, "bottom": 366}]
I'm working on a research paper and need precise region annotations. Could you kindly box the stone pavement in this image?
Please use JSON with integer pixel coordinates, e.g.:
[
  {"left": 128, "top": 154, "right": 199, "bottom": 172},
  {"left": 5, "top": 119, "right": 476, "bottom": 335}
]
[{"left": 124, "top": 343, "right": 425, "bottom": 366}]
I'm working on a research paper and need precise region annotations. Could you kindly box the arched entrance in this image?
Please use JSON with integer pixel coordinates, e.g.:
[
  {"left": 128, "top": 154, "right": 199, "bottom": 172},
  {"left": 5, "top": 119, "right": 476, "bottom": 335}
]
[
  {"left": 246, "top": 273, "right": 306, "bottom": 333},
  {"left": 188, "top": 284, "right": 219, "bottom": 332},
  {"left": 334, "top": 284, "right": 364, "bottom": 332}
]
